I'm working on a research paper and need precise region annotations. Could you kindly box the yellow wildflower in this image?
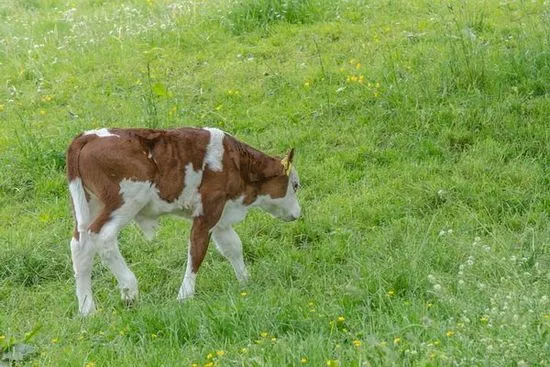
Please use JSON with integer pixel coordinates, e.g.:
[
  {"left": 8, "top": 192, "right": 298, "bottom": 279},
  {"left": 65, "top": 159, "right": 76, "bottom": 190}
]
[
  {"left": 206, "top": 353, "right": 213, "bottom": 360},
  {"left": 326, "top": 360, "right": 339, "bottom": 367},
  {"left": 51, "top": 338, "right": 58, "bottom": 344},
  {"left": 393, "top": 337, "right": 401, "bottom": 345},
  {"left": 85, "top": 363, "right": 95, "bottom": 367},
  {"left": 446, "top": 330, "right": 455, "bottom": 337},
  {"left": 260, "top": 331, "right": 269, "bottom": 338},
  {"left": 387, "top": 290, "right": 395, "bottom": 297},
  {"left": 300, "top": 357, "right": 308, "bottom": 363},
  {"left": 204, "top": 363, "right": 214, "bottom": 367},
  {"left": 240, "top": 291, "right": 247, "bottom": 297},
  {"left": 352, "top": 339, "right": 362, "bottom": 347},
  {"left": 337, "top": 316, "right": 345, "bottom": 322}
]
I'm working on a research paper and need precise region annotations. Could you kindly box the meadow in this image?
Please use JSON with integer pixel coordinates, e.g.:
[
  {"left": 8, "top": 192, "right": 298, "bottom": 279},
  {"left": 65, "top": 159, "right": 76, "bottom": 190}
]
[{"left": 1, "top": 0, "right": 549, "bottom": 365}]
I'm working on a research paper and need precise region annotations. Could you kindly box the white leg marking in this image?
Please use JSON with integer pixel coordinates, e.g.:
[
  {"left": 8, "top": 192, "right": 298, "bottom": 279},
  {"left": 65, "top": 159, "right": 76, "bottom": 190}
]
[
  {"left": 83, "top": 128, "right": 119, "bottom": 137},
  {"left": 71, "top": 236, "right": 96, "bottom": 315},
  {"left": 69, "top": 178, "right": 90, "bottom": 232},
  {"left": 212, "top": 226, "right": 248, "bottom": 283},
  {"left": 177, "top": 246, "right": 196, "bottom": 301},
  {"left": 203, "top": 127, "right": 225, "bottom": 172}
]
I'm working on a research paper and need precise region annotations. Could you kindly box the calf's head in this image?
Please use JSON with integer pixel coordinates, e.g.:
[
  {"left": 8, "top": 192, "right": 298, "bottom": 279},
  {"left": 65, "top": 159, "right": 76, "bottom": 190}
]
[{"left": 256, "top": 149, "right": 301, "bottom": 221}]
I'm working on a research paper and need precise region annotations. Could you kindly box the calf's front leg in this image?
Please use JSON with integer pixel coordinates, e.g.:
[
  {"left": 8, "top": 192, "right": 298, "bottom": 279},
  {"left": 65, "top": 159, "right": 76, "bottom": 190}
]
[
  {"left": 177, "top": 192, "right": 224, "bottom": 301},
  {"left": 212, "top": 226, "right": 248, "bottom": 283},
  {"left": 177, "top": 218, "right": 211, "bottom": 301}
]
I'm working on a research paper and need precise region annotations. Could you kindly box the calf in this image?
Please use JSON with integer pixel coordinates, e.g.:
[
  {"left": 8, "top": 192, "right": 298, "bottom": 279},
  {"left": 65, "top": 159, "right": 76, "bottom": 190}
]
[{"left": 67, "top": 127, "right": 301, "bottom": 315}]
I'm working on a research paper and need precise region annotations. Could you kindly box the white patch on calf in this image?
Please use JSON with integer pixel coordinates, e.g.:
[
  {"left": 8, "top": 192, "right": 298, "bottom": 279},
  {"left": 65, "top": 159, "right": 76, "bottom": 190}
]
[
  {"left": 181, "top": 163, "right": 204, "bottom": 217},
  {"left": 83, "top": 128, "right": 119, "bottom": 138},
  {"left": 203, "top": 127, "right": 225, "bottom": 172},
  {"left": 119, "top": 164, "right": 204, "bottom": 225},
  {"left": 216, "top": 196, "right": 250, "bottom": 228},
  {"left": 255, "top": 168, "right": 301, "bottom": 221}
]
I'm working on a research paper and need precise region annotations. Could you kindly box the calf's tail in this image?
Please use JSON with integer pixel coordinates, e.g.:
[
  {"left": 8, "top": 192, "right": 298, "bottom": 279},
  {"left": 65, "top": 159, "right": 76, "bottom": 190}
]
[{"left": 66, "top": 134, "right": 94, "bottom": 235}]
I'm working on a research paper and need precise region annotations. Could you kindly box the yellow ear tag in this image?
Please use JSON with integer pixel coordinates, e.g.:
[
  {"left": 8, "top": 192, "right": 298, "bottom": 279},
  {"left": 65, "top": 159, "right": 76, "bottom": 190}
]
[{"left": 281, "top": 157, "right": 292, "bottom": 176}]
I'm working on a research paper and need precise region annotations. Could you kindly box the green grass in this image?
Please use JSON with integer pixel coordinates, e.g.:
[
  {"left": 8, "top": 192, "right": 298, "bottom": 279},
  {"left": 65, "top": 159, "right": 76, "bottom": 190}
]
[{"left": 1, "top": 0, "right": 550, "bottom": 365}]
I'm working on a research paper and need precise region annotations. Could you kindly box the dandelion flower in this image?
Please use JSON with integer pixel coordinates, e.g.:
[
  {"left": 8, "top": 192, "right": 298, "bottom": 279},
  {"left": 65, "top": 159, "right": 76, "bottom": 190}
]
[
  {"left": 393, "top": 337, "right": 401, "bottom": 344},
  {"left": 300, "top": 357, "right": 308, "bottom": 363},
  {"left": 206, "top": 353, "right": 213, "bottom": 360},
  {"left": 240, "top": 291, "right": 248, "bottom": 297},
  {"left": 446, "top": 330, "right": 455, "bottom": 337},
  {"left": 337, "top": 316, "right": 345, "bottom": 322},
  {"left": 260, "top": 331, "right": 269, "bottom": 338},
  {"left": 387, "top": 290, "right": 395, "bottom": 297},
  {"left": 352, "top": 340, "right": 362, "bottom": 347}
]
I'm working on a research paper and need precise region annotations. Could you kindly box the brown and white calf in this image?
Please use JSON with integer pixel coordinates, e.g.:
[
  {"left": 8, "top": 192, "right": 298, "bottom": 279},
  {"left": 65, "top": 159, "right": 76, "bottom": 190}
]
[{"left": 67, "top": 127, "right": 301, "bottom": 315}]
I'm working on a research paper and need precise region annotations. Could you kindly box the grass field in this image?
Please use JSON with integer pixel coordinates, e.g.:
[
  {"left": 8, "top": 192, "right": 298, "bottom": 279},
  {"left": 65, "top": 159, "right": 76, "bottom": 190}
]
[{"left": 1, "top": 0, "right": 550, "bottom": 365}]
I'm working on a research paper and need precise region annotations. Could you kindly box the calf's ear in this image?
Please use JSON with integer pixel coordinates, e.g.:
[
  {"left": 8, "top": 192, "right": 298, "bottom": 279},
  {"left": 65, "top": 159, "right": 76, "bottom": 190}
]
[{"left": 281, "top": 148, "right": 295, "bottom": 176}]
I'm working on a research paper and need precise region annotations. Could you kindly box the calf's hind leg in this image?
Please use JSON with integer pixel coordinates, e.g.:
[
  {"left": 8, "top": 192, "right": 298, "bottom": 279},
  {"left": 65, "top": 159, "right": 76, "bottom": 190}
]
[
  {"left": 71, "top": 229, "right": 96, "bottom": 316},
  {"left": 89, "top": 204, "right": 145, "bottom": 307}
]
